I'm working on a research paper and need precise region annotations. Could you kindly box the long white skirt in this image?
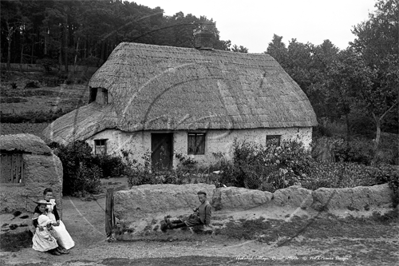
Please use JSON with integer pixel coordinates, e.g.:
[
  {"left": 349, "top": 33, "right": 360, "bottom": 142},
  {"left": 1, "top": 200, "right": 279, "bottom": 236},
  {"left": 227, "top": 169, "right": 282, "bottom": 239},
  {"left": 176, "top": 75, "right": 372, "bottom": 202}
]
[{"left": 50, "top": 220, "right": 75, "bottom": 250}]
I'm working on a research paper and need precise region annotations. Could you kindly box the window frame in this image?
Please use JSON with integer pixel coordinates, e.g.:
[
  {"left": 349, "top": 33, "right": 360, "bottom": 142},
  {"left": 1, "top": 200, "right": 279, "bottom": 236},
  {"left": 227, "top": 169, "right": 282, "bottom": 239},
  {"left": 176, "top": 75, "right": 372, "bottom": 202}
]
[
  {"left": 187, "top": 132, "right": 206, "bottom": 155},
  {"left": 94, "top": 139, "right": 107, "bottom": 155},
  {"left": 266, "top": 135, "right": 281, "bottom": 146}
]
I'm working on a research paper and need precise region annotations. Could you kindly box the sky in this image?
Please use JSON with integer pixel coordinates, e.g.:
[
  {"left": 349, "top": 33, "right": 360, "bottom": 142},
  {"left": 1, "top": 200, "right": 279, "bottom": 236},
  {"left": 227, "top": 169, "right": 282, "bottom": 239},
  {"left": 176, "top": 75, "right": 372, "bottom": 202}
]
[{"left": 130, "top": 0, "right": 377, "bottom": 53}]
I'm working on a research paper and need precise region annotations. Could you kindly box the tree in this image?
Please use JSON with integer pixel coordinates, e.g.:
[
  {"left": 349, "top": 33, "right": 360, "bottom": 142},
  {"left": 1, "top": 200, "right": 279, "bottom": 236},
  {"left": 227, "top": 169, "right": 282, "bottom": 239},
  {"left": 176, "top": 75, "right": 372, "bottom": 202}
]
[
  {"left": 231, "top": 44, "right": 248, "bottom": 53},
  {"left": 266, "top": 34, "right": 288, "bottom": 68},
  {"left": 0, "top": 0, "right": 28, "bottom": 69},
  {"left": 350, "top": 0, "right": 399, "bottom": 153}
]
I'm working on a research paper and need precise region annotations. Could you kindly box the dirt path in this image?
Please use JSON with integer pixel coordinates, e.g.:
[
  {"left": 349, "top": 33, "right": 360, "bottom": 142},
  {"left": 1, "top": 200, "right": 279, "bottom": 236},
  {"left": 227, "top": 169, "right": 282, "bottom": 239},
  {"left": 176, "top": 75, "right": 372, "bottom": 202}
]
[{"left": 1, "top": 179, "right": 398, "bottom": 266}]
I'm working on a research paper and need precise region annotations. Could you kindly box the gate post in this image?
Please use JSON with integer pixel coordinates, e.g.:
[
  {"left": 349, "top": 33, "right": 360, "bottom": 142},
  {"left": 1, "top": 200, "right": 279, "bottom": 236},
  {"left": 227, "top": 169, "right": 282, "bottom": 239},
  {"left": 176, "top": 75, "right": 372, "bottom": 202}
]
[{"left": 105, "top": 188, "right": 115, "bottom": 237}]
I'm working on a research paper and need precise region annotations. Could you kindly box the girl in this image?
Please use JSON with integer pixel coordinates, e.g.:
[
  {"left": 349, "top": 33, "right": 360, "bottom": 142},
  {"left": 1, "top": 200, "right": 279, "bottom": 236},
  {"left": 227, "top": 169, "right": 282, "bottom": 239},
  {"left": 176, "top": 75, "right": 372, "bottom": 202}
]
[
  {"left": 32, "top": 200, "right": 61, "bottom": 255},
  {"left": 35, "top": 188, "right": 75, "bottom": 251}
]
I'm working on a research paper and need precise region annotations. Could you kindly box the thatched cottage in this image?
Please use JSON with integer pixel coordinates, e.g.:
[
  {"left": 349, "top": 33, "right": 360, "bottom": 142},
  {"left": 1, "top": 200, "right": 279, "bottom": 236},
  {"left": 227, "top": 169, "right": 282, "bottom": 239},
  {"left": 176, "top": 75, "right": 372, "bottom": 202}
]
[
  {"left": 0, "top": 134, "right": 63, "bottom": 213},
  {"left": 43, "top": 33, "right": 317, "bottom": 170}
]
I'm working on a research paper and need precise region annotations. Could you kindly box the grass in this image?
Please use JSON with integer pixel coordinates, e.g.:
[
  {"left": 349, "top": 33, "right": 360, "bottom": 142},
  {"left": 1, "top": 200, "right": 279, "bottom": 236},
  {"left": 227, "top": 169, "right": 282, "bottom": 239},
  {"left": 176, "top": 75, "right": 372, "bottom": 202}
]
[{"left": 0, "top": 230, "right": 32, "bottom": 252}]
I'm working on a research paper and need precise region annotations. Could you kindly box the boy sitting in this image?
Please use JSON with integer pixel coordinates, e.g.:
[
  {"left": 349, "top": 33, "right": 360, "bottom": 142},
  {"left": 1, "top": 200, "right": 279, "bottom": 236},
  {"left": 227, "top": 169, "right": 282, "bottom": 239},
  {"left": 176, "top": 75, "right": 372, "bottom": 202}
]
[{"left": 161, "top": 191, "right": 212, "bottom": 232}]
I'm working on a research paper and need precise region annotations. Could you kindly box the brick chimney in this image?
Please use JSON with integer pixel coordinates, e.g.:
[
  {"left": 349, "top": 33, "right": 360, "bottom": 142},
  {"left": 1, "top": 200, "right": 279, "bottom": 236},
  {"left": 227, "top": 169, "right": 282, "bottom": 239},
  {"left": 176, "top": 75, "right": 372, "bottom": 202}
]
[{"left": 193, "top": 23, "right": 216, "bottom": 50}]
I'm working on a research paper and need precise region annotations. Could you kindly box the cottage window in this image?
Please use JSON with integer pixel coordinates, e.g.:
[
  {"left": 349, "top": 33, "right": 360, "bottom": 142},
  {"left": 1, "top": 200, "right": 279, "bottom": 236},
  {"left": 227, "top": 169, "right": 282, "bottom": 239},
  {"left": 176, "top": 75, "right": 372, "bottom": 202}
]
[
  {"left": 94, "top": 139, "right": 107, "bottom": 155},
  {"left": 266, "top": 135, "right": 281, "bottom": 146},
  {"left": 0, "top": 153, "right": 24, "bottom": 185},
  {"left": 89, "top": 88, "right": 109, "bottom": 104},
  {"left": 188, "top": 133, "right": 205, "bottom": 155}
]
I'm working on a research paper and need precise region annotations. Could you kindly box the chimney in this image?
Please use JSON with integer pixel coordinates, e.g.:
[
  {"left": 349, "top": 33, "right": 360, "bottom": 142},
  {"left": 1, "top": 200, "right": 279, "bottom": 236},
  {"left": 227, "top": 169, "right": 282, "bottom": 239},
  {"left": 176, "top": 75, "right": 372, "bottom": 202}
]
[{"left": 193, "top": 23, "right": 216, "bottom": 50}]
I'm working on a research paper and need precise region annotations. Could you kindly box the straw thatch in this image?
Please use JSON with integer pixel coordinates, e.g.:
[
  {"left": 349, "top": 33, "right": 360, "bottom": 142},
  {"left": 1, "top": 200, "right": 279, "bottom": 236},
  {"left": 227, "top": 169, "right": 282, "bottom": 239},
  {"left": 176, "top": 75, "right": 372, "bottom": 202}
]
[
  {"left": 44, "top": 42, "right": 317, "bottom": 143},
  {"left": 0, "top": 134, "right": 51, "bottom": 155},
  {"left": 42, "top": 103, "right": 118, "bottom": 145}
]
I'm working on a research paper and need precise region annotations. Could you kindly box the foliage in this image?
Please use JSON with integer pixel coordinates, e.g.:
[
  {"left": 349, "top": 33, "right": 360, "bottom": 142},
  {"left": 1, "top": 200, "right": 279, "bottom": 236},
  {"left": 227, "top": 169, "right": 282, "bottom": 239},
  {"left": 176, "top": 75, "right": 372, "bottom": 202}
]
[
  {"left": 125, "top": 151, "right": 222, "bottom": 188},
  {"left": 215, "top": 140, "right": 312, "bottom": 192},
  {"left": 333, "top": 137, "right": 375, "bottom": 165},
  {"left": 212, "top": 139, "right": 398, "bottom": 202},
  {"left": 0, "top": 0, "right": 244, "bottom": 70},
  {"left": 52, "top": 141, "right": 102, "bottom": 196},
  {"left": 125, "top": 151, "right": 164, "bottom": 187},
  {"left": 349, "top": 0, "right": 399, "bottom": 152},
  {"left": 266, "top": 1, "right": 398, "bottom": 144},
  {"left": 92, "top": 154, "right": 126, "bottom": 178}
]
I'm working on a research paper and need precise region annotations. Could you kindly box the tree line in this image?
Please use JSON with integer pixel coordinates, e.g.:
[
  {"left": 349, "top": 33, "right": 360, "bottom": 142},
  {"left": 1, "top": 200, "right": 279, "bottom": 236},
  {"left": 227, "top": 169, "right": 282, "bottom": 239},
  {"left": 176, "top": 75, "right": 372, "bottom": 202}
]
[
  {"left": 0, "top": 0, "right": 246, "bottom": 71},
  {"left": 1, "top": 0, "right": 397, "bottom": 153},
  {"left": 266, "top": 0, "right": 398, "bottom": 152}
]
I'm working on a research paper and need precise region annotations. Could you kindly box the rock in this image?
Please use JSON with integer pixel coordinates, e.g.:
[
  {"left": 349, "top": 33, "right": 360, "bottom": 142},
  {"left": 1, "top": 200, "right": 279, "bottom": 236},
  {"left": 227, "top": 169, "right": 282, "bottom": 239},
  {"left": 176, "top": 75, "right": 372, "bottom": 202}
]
[
  {"left": 218, "top": 187, "right": 273, "bottom": 209},
  {"left": 272, "top": 186, "right": 313, "bottom": 209},
  {"left": 311, "top": 184, "right": 392, "bottom": 212}
]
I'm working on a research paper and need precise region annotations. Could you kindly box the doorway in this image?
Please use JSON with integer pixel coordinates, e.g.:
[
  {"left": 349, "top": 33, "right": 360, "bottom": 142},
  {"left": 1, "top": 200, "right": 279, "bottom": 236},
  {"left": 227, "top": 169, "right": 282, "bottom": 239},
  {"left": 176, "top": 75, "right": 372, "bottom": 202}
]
[{"left": 151, "top": 133, "right": 173, "bottom": 171}]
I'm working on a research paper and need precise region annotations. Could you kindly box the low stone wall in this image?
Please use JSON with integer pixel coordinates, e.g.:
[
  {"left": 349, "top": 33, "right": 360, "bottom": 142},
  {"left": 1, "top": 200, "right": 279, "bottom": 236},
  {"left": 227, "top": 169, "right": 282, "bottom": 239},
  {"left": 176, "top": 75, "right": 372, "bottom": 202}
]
[{"left": 113, "top": 183, "right": 393, "bottom": 225}]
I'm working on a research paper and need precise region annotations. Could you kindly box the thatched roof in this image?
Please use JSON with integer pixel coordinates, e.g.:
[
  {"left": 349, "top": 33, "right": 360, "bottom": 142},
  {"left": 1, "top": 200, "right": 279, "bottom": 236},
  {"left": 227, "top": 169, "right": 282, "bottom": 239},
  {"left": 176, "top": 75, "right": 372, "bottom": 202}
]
[
  {"left": 0, "top": 134, "right": 52, "bottom": 155},
  {"left": 43, "top": 103, "right": 118, "bottom": 145},
  {"left": 44, "top": 42, "right": 317, "bottom": 143}
]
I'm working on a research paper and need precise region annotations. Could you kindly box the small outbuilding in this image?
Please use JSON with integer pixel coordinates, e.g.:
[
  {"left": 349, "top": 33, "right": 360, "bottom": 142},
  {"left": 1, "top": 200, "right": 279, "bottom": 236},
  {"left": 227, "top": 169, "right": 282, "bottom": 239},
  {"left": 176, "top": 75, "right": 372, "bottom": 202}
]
[
  {"left": 0, "top": 134, "right": 63, "bottom": 213},
  {"left": 44, "top": 32, "right": 317, "bottom": 170}
]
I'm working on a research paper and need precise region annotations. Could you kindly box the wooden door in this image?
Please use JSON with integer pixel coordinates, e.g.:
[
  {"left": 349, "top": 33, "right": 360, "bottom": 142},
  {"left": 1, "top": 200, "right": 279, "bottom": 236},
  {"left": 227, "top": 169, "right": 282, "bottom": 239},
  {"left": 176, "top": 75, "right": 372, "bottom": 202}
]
[
  {"left": 0, "top": 153, "right": 24, "bottom": 184},
  {"left": 151, "top": 133, "right": 173, "bottom": 171}
]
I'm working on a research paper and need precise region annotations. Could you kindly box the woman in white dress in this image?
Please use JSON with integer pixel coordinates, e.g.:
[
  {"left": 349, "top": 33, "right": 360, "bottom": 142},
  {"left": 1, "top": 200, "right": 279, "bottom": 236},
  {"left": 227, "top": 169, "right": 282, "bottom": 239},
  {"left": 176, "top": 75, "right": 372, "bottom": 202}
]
[
  {"left": 32, "top": 200, "right": 60, "bottom": 255},
  {"left": 35, "top": 188, "right": 75, "bottom": 251}
]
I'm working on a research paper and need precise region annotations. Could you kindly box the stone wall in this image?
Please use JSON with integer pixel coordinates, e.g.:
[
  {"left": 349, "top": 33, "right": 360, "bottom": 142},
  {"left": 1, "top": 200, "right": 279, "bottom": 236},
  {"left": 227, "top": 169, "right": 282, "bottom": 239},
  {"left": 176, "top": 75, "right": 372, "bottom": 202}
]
[
  {"left": 113, "top": 183, "right": 393, "bottom": 225},
  {"left": 0, "top": 134, "right": 63, "bottom": 214}
]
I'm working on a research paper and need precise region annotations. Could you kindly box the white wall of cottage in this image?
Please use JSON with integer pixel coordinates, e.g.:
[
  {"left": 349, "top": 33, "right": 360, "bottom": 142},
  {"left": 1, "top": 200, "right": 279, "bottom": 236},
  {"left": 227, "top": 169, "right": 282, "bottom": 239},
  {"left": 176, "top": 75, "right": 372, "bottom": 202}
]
[{"left": 86, "top": 127, "right": 313, "bottom": 168}]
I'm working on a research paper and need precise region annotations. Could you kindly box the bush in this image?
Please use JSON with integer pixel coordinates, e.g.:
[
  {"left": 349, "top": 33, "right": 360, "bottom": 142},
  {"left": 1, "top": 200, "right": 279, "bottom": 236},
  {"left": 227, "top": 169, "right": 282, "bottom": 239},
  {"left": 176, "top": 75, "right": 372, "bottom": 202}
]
[
  {"left": 126, "top": 152, "right": 160, "bottom": 187},
  {"left": 302, "top": 162, "right": 399, "bottom": 197},
  {"left": 333, "top": 137, "right": 374, "bottom": 165},
  {"left": 92, "top": 155, "right": 126, "bottom": 178},
  {"left": 53, "top": 141, "right": 102, "bottom": 196},
  {"left": 215, "top": 140, "right": 312, "bottom": 192}
]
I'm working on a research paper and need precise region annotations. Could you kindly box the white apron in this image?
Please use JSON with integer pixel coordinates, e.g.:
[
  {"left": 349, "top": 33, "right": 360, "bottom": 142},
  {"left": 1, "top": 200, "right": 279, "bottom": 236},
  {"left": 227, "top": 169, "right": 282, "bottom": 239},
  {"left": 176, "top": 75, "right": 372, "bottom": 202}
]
[{"left": 47, "top": 199, "right": 75, "bottom": 250}]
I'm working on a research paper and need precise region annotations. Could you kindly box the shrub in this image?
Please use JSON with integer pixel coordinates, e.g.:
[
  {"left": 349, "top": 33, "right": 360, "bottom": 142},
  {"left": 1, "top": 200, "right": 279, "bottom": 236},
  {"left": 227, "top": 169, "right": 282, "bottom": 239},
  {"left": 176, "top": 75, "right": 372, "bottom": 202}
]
[
  {"left": 92, "top": 155, "right": 125, "bottom": 178},
  {"left": 333, "top": 137, "right": 374, "bottom": 165},
  {"left": 302, "top": 162, "right": 399, "bottom": 198},
  {"left": 126, "top": 152, "right": 160, "bottom": 187},
  {"left": 53, "top": 141, "right": 102, "bottom": 196},
  {"left": 214, "top": 140, "right": 312, "bottom": 192}
]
